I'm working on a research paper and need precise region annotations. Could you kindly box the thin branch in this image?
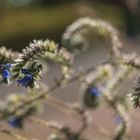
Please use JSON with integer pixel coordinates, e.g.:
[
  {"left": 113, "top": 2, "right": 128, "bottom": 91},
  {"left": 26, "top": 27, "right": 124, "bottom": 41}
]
[
  {"left": 0, "top": 61, "right": 109, "bottom": 120},
  {"left": 0, "top": 128, "right": 29, "bottom": 140}
]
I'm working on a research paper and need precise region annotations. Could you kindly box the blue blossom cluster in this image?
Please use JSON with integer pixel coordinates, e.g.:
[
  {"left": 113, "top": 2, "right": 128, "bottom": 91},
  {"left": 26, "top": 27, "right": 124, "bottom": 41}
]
[
  {"left": 17, "top": 68, "right": 33, "bottom": 87},
  {"left": 0, "top": 63, "right": 40, "bottom": 88}
]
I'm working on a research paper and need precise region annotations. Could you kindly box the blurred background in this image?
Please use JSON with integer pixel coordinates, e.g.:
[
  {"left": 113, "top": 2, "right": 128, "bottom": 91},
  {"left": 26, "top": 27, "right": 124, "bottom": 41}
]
[
  {"left": 0, "top": 0, "right": 140, "bottom": 50},
  {"left": 0, "top": 0, "right": 140, "bottom": 140}
]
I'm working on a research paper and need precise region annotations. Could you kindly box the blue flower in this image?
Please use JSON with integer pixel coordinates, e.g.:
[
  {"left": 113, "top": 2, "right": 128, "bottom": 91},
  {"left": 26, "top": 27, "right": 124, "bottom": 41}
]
[
  {"left": 8, "top": 117, "right": 23, "bottom": 128},
  {"left": 1, "top": 63, "right": 12, "bottom": 82},
  {"left": 17, "top": 74, "right": 33, "bottom": 87},
  {"left": 89, "top": 87, "right": 101, "bottom": 97},
  {"left": 83, "top": 86, "right": 101, "bottom": 108},
  {"left": 2, "top": 69, "right": 11, "bottom": 79}
]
